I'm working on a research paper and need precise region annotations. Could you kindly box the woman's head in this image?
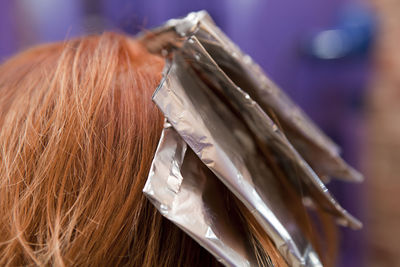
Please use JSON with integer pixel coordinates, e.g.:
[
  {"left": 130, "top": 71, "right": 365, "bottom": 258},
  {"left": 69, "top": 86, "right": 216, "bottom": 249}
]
[
  {"left": 0, "top": 32, "right": 335, "bottom": 266},
  {"left": 0, "top": 33, "right": 209, "bottom": 266}
]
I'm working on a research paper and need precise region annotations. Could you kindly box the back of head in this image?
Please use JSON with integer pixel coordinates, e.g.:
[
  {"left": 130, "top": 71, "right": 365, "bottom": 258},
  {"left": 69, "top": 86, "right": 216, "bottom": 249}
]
[{"left": 0, "top": 32, "right": 336, "bottom": 267}]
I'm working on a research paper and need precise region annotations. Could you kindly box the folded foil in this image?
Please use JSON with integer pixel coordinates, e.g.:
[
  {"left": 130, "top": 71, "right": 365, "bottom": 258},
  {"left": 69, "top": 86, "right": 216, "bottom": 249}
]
[
  {"left": 141, "top": 10, "right": 363, "bottom": 267},
  {"left": 177, "top": 37, "right": 361, "bottom": 230},
  {"left": 143, "top": 123, "right": 258, "bottom": 266},
  {"left": 140, "top": 10, "right": 363, "bottom": 183}
]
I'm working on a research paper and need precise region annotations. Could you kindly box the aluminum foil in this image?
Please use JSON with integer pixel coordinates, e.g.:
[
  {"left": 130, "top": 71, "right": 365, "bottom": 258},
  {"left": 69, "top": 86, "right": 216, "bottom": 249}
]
[
  {"left": 140, "top": 10, "right": 363, "bottom": 183},
  {"left": 175, "top": 37, "right": 362, "bottom": 230},
  {"left": 141, "top": 10, "right": 363, "bottom": 267},
  {"left": 143, "top": 122, "right": 258, "bottom": 267},
  {"left": 151, "top": 57, "right": 322, "bottom": 266}
]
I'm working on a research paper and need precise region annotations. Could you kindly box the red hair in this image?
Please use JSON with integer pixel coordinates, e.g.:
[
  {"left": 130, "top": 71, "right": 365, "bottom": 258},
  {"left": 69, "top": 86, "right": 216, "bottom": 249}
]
[{"left": 0, "top": 33, "right": 335, "bottom": 266}]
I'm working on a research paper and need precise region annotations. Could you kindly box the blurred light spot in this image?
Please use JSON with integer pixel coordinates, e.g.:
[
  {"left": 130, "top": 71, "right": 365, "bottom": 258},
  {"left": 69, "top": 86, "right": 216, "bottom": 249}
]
[{"left": 313, "top": 30, "right": 346, "bottom": 59}]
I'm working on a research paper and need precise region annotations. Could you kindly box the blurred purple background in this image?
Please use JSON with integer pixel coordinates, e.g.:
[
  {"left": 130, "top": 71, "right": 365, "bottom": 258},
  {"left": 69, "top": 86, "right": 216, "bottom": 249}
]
[{"left": 0, "top": 1, "right": 375, "bottom": 266}]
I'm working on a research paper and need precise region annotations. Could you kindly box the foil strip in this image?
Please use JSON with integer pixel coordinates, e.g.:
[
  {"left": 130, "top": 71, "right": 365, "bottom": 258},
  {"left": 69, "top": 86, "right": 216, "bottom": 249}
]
[
  {"left": 140, "top": 10, "right": 363, "bottom": 183},
  {"left": 178, "top": 37, "right": 361, "bottom": 230},
  {"left": 141, "top": 10, "right": 363, "bottom": 267},
  {"left": 143, "top": 122, "right": 258, "bottom": 267},
  {"left": 151, "top": 48, "right": 324, "bottom": 267}
]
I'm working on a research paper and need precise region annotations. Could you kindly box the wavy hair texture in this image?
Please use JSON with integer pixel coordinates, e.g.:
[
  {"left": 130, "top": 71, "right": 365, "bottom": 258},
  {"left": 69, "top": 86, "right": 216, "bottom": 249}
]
[{"left": 0, "top": 33, "right": 336, "bottom": 266}]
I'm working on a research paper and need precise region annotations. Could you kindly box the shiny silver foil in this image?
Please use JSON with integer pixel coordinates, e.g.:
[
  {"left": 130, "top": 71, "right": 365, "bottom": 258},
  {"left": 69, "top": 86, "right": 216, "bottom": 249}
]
[
  {"left": 143, "top": 122, "right": 258, "bottom": 267},
  {"left": 150, "top": 50, "right": 324, "bottom": 267},
  {"left": 140, "top": 10, "right": 363, "bottom": 183},
  {"left": 175, "top": 37, "right": 361, "bottom": 230},
  {"left": 141, "top": 10, "right": 363, "bottom": 267}
]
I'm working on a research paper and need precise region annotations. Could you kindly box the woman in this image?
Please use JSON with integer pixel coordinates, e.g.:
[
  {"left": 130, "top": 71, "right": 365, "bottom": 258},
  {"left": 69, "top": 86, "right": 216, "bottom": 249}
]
[{"left": 0, "top": 33, "right": 335, "bottom": 266}]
